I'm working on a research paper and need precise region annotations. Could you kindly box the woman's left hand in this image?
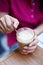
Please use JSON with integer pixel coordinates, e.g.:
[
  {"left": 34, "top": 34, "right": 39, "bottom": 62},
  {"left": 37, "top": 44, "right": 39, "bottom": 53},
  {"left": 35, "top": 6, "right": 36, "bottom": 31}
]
[{"left": 21, "top": 39, "right": 38, "bottom": 54}]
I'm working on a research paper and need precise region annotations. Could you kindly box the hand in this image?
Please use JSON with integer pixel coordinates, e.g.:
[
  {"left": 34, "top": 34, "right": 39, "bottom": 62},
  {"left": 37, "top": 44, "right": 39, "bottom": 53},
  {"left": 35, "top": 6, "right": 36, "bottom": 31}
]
[
  {"left": 0, "top": 15, "right": 19, "bottom": 33},
  {"left": 21, "top": 37, "right": 38, "bottom": 54}
]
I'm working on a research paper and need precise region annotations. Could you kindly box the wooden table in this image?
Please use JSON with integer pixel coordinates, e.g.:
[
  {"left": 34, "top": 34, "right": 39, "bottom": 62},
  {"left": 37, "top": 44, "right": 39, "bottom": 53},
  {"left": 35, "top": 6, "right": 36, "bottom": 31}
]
[{"left": 0, "top": 23, "right": 43, "bottom": 65}]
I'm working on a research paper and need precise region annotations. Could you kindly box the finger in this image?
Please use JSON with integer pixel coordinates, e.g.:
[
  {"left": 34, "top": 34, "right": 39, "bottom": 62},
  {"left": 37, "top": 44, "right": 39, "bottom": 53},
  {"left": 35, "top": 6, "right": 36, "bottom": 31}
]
[
  {"left": 0, "top": 17, "right": 9, "bottom": 32},
  {"left": 23, "top": 49, "right": 35, "bottom": 54},
  {"left": 4, "top": 15, "right": 14, "bottom": 33},
  {"left": 23, "top": 44, "right": 37, "bottom": 52},
  {"left": 27, "top": 49, "right": 35, "bottom": 53},
  {"left": 21, "top": 49, "right": 35, "bottom": 54},
  {"left": 0, "top": 22, "right": 6, "bottom": 33},
  {"left": 23, "top": 46, "right": 28, "bottom": 49},
  {"left": 29, "top": 39, "right": 38, "bottom": 47},
  {"left": 23, "top": 44, "right": 37, "bottom": 51},
  {"left": 5, "top": 23, "right": 14, "bottom": 33},
  {"left": 10, "top": 17, "right": 19, "bottom": 29},
  {"left": 21, "top": 50, "right": 28, "bottom": 55},
  {"left": 4, "top": 15, "right": 12, "bottom": 27},
  {"left": 28, "top": 45, "right": 37, "bottom": 50},
  {"left": 22, "top": 49, "right": 27, "bottom": 53},
  {"left": 0, "top": 28, "right": 4, "bottom": 33}
]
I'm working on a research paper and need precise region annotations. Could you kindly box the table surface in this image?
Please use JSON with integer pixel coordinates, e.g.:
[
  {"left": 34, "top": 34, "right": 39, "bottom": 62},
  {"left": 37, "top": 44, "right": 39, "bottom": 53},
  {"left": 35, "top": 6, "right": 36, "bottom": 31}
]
[{"left": 0, "top": 23, "right": 43, "bottom": 65}]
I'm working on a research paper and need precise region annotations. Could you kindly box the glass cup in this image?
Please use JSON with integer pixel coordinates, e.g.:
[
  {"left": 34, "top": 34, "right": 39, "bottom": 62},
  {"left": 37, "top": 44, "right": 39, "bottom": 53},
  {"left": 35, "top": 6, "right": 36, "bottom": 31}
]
[{"left": 16, "top": 27, "right": 35, "bottom": 50}]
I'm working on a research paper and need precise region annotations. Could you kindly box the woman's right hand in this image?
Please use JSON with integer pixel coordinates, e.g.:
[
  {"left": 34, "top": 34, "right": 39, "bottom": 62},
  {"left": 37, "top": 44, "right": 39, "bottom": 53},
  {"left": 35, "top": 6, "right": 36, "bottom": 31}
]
[{"left": 0, "top": 15, "right": 19, "bottom": 34}]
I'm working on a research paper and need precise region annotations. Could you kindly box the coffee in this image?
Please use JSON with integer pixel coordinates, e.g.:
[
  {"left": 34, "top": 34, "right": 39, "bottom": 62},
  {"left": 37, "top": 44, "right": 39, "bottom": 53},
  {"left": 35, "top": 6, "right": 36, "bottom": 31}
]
[{"left": 16, "top": 27, "right": 35, "bottom": 49}]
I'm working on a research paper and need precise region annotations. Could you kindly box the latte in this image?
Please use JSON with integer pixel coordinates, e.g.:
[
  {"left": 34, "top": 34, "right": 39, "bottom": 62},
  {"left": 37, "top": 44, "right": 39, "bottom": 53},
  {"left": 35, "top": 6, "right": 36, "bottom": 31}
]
[{"left": 16, "top": 27, "right": 35, "bottom": 49}]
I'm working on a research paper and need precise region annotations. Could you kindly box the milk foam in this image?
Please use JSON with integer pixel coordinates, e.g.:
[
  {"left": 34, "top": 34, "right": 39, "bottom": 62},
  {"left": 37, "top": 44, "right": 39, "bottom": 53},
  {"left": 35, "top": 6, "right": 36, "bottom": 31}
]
[{"left": 17, "top": 30, "right": 33, "bottom": 44}]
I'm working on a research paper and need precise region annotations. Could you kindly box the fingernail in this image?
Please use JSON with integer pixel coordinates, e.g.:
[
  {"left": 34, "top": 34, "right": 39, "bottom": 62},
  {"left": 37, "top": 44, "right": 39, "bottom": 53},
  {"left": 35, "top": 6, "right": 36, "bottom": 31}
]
[
  {"left": 24, "top": 46, "right": 28, "bottom": 49},
  {"left": 23, "top": 50, "right": 26, "bottom": 52}
]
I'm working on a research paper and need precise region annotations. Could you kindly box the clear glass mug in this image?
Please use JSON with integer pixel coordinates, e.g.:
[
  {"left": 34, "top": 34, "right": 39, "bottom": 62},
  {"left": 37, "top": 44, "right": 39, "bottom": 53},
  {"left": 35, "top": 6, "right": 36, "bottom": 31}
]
[{"left": 16, "top": 27, "right": 35, "bottom": 51}]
